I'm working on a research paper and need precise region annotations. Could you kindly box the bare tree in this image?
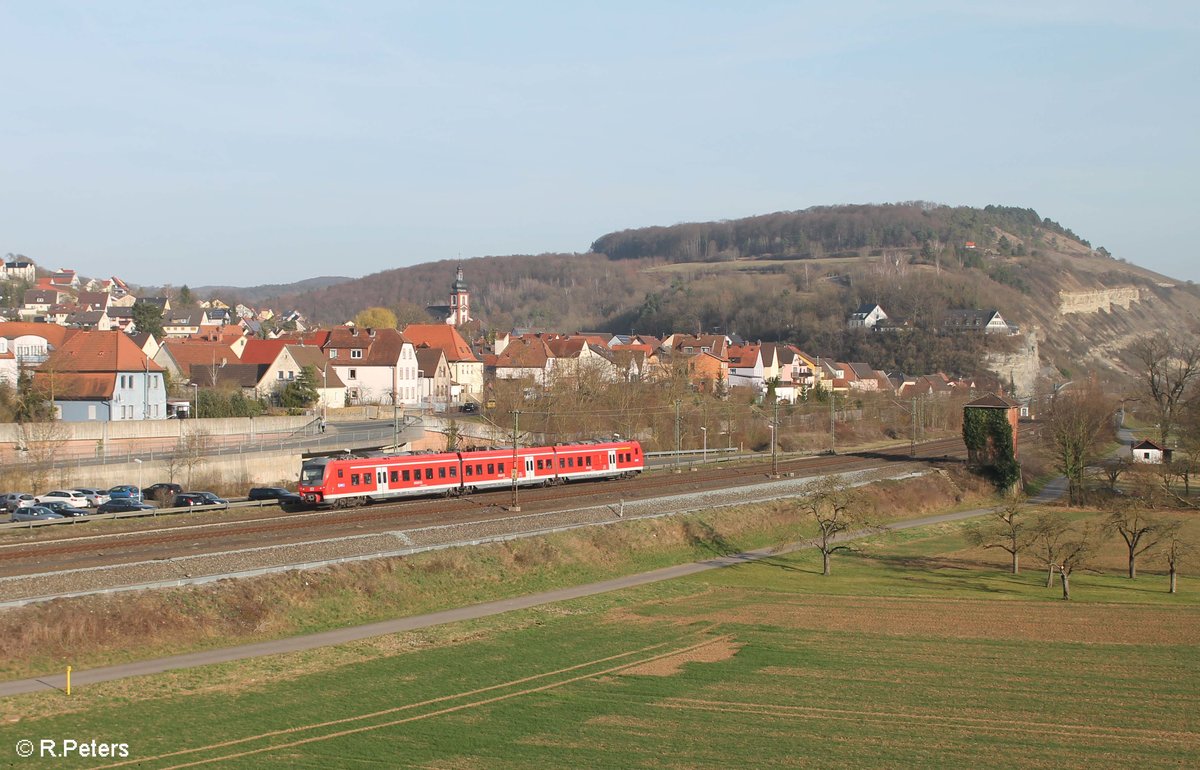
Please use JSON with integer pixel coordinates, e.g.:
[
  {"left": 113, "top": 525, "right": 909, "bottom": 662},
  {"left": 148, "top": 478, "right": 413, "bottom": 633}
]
[
  {"left": 1029, "top": 513, "right": 1070, "bottom": 588},
  {"left": 1156, "top": 526, "right": 1193, "bottom": 594},
  {"left": 1055, "top": 524, "right": 1100, "bottom": 601},
  {"left": 1098, "top": 457, "right": 1131, "bottom": 493},
  {"left": 1129, "top": 333, "right": 1200, "bottom": 445},
  {"left": 965, "top": 498, "right": 1033, "bottom": 574},
  {"left": 1106, "top": 508, "right": 1171, "bottom": 579},
  {"left": 1039, "top": 380, "right": 1114, "bottom": 505},
  {"left": 798, "top": 476, "right": 875, "bottom": 576},
  {"left": 178, "top": 429, "right": 212, "bottom": 488}
]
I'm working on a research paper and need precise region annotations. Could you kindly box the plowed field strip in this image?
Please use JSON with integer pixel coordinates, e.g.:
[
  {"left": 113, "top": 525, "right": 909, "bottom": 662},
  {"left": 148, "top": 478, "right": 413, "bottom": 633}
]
[
  {"left": 655, "top": 698, "right": 1199, "bottom": 744},
  {"left": 91, "top": 632, "right": 731, "bottom": 770}
]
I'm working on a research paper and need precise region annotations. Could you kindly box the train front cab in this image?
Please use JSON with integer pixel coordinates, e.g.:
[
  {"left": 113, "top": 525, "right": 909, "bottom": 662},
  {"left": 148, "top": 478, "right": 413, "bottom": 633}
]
[{"left": 299, "top": 457, "right": 331, "bottom": 504}]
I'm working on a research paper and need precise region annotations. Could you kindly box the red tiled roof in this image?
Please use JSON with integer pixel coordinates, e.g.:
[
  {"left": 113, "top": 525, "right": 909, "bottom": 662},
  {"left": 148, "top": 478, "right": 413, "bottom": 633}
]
[
  {"left": 159, "top": 340, "right": 238, "bottom": 371},
  {"left": 0, "top": 322, "right": 77, "bottom": 348},
  {"left": 401, "top": 324, "right": 479, "bottom": 363},
  {"left": 39, "top": 330, "right": 162, "bottom": 373},
  {"left": 241, "top": 338, "right": 288, "bottom": 365},
  {"left": 35, "top": 372, "right": 115, "bottom": 400}
]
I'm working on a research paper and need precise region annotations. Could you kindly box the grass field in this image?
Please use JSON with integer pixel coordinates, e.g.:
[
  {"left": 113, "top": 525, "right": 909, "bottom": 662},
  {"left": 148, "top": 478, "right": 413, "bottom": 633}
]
[{"left": 2, "top": 512, "right": 1197, "bottom": 769}]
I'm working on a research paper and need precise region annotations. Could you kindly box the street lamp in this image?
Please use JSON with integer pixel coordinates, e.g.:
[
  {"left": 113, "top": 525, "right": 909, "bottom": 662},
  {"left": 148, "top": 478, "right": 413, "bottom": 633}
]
[
  {"left": 700, "top": 426, "right": 707, "bottom": 464},
  {"left": 191, "top": 383, "right": 199, "bottom": 419},
  {"left": 133, "top": 458, "right": 143, "bottom": 495},
  {"left": 322, "top": 365, "right": 329, "bottom": 423}
]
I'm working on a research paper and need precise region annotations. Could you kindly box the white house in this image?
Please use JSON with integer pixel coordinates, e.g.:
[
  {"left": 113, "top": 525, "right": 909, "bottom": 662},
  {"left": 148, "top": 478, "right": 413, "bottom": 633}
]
[
  {"left": 1131, "top": 439, "right": 1172, "bottom": 464},
  {"left": 315, "top": 326, "right": 418, "bottom": 406},
  {"left": 848, "top": 303, "right": 888, "bottom": 329}
]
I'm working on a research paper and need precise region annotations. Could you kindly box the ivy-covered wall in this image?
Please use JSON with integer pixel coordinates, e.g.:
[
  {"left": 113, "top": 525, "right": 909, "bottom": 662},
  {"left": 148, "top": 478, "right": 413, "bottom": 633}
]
[{"left": 963, "top": 406, "right": 1020, "bottom": 489}]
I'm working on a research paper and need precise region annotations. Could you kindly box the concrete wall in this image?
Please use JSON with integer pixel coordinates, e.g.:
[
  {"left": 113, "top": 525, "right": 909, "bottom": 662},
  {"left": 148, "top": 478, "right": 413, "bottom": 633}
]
[
  {"left": 27, "top": 449, "right": 304, "bottom": 491},
  {"left": 0, "top": 414, "right": 312, "bottom": 445}
]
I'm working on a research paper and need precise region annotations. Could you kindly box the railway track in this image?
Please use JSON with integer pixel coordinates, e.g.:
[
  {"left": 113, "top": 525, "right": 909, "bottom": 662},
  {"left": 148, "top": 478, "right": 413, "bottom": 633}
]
[{"left": 0, "top": 437, "right": 966, "bottom": 580}]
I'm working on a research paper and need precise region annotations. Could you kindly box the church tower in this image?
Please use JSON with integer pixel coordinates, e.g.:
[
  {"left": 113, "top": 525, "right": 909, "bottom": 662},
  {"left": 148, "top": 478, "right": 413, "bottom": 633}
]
[{"left": 448, "top": 266, "right": 471, "bottom": 326}]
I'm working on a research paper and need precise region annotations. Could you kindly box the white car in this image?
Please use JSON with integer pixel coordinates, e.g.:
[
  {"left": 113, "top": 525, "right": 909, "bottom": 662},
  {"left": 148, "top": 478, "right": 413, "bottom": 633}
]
[
  {"left": 73, "top": 488, "right": 110, "bottom": 507},
  {"left": 1, "top": 493, "right": 36, "bottom": 513},
  {"left": 36, "top": 490, "right": 90, "bottom": 508}
]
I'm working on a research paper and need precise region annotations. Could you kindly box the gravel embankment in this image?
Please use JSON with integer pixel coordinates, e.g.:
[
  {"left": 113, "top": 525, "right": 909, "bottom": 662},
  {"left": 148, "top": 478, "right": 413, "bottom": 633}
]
[{"left": 0, "top": 465, "right": 922, "bottom": 605}]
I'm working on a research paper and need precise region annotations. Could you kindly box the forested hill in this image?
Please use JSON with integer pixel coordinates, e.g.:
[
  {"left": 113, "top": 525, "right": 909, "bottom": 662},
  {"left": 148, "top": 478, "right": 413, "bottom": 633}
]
[
  {"left": 270, "top": 202, "right": 1200, "bottom": 380},
  {"left": 591, "top": 203, "right": 1092, "bottom": 263}
]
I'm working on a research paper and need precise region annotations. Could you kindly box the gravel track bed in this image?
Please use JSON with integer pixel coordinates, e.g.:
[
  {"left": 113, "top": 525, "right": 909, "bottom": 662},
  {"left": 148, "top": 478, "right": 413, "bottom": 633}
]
[{"left": 0, "top": 465, "right": 920, "bottom": 605}]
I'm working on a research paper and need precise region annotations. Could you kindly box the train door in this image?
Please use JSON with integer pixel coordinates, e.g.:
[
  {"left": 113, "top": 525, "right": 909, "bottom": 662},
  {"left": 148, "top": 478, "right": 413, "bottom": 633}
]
[
  {"left": 524, "top": 456, "right": 534, "bottom": 482},
  {"left": 375, "top": 468, "right": 387, "bottom": 495},
  {"left": 608, "top": 449, "right": 616, "bottom": 471}
]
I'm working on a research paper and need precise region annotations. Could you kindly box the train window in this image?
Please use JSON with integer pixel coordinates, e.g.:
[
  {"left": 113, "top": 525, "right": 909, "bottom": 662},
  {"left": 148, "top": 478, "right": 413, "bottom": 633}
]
[
  {"left": 464, "top": 465, "right": 473, "bottom": 477},
  {"left": 438, "top": 467, "right": 446, "bottom": 479},
  {"left": 487, "top": 463, "right": 495, "bottom": 474},
  {"left": 586, "top": 456, "right": 593, "bottom": 467},
  {"left": 449, "top": 467, "right": 457, "bottom": 478},
  {"left": 402, "top": 470, "right": 410, "bottom": 481},
  {"left": 351, "top": 473, "right": 360, "bottom": 485},
  {"left": 568, "top": 457, "right": 574, "bottom": 467},
  {"left": 475, "top": 464, "right": 483, "bottom": 475},
  {"left": 425, "top": 468, "right": 433, "bottom": 480},
  {"left": 559, "top": 458, "right": 565, "bottom": 469},
  {"left": 390, "top": 471, "right": 399, "bottom": 483},
  {"left": 536, "top": 459, "right": 544, "bottom": 470},
  {"left": 337, "top": 469, "right": 344, "bottom": 478},
  {"left": 499, "top": 462, "right": 505, "bottom": 474}
]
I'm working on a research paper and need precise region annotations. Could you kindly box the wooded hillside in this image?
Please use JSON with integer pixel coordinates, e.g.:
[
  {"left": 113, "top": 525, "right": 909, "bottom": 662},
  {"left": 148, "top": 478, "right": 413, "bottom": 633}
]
[{"left": 268, "top": 202, "right": 1199, "bottom": 379}]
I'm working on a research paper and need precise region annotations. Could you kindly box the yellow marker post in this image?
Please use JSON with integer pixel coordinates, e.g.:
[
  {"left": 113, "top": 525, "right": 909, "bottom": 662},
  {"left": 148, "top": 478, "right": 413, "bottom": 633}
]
[{"left": 66, "top": 665, "right": 72, "bottom": 696}]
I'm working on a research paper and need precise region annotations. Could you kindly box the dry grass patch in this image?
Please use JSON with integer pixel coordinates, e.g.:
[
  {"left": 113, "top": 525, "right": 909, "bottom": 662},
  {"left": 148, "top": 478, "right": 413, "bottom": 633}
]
[
  {"left": 619, "top": 637, "right": 742, "bottom": 677},
  {"left": 680, "top": 594, "right": 1200, "bottom": 645}
]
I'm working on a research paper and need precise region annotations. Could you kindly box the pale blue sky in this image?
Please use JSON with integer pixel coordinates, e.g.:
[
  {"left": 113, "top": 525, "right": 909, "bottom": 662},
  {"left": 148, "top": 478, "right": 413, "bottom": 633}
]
[{"left": 2, "top": 2, "right": 1197, "bottom": 287}]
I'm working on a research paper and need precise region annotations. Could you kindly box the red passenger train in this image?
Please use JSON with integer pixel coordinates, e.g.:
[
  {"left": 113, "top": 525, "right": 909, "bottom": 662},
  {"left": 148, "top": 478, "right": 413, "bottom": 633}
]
[{"left": 298, "top": 440, "right": 643, "bottom": 507}]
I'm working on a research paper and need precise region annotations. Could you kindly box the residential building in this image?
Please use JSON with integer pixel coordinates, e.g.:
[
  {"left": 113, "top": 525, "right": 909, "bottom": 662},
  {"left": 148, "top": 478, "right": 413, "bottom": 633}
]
[
  {"left": 0, "top": 322, "right": 76, "bottom": 367},
  {"left": 401, "top": 323, "right": 484, "bottom": 399},
  {"left": 312, "top": 326, "right": 418, "bottom": 405},
  {"left": 848, "top": 303, "right": 888, "bottom": 329},
  {"left": 414, "top": 346, "right": 452, "bottom": 407},
  {"left": 2, "top": 258, "right": 36, "bottom": 284},
  {"left": 943, "top": 309, "right": 1012, "bottom": 334},
  {"left": 34, "top": 330, "right": 167, "bottom": 421}
]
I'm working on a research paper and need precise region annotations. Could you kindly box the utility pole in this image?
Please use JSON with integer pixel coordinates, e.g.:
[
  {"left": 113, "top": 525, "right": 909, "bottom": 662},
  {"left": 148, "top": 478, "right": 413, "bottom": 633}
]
[
  {"left": 771, "top": 398, "right": 780, "bottom": 477},
  {"left": 674, "top": 399, "right": 682, "bottom": 472},
  {"left": 829, "top": 391, "right": 836, "bottom": 454},
  {"left": 910, "top": 395, "right": 917, "bottom": 457},
  {"left": 509, "top": 410, "right": 521, "bottom": 511}
]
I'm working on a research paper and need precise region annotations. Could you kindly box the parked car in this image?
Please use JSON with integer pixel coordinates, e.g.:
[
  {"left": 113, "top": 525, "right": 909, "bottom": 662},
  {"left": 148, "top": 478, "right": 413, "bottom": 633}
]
[
  {"left": 172, "top": 492, "right": 228, "bottom": 508},
  {"left": 1, "top": 493, "right": 36, "bottom": 513},
  {"left": 247, "top": 487, "right": 300, "bottom": 503},
  {"left": 36, "top": 490, "right": 90, "bottom": 508},
  {"left": 142, "top": 483, "right": 183, "bottom": 504},
  {"left": 107, "top": 485, "right": 143, "bottom": 502},
  {"left": 73, "top": 488, "right": 110, "bottom": 507},
  {"left": 459, "top": 402, "right": 479, "bottom": 413},
  {"left": 39, "top": 501, "right": 92, "bottom": 517},
  {"left": 96, "top": 499, "right": 157, "bottom": 514},
  {"left": 11, "top": 505, "right": 65, "bottom": 523}
]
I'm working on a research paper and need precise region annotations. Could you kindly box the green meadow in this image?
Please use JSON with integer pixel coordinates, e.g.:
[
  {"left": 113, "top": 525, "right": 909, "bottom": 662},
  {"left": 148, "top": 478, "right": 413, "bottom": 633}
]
[{"left": 3, "top": 514, "right": 1197, "bottom": 769}]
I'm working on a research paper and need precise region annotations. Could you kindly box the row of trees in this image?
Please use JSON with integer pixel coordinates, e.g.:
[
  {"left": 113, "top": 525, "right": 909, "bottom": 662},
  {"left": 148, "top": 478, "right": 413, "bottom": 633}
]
[
  {"left": 799, "top": 477, "right": 1192, "bottom": 601},
  {"left": 967, "top": 499, "right": 1191, "bottom": 598}
]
